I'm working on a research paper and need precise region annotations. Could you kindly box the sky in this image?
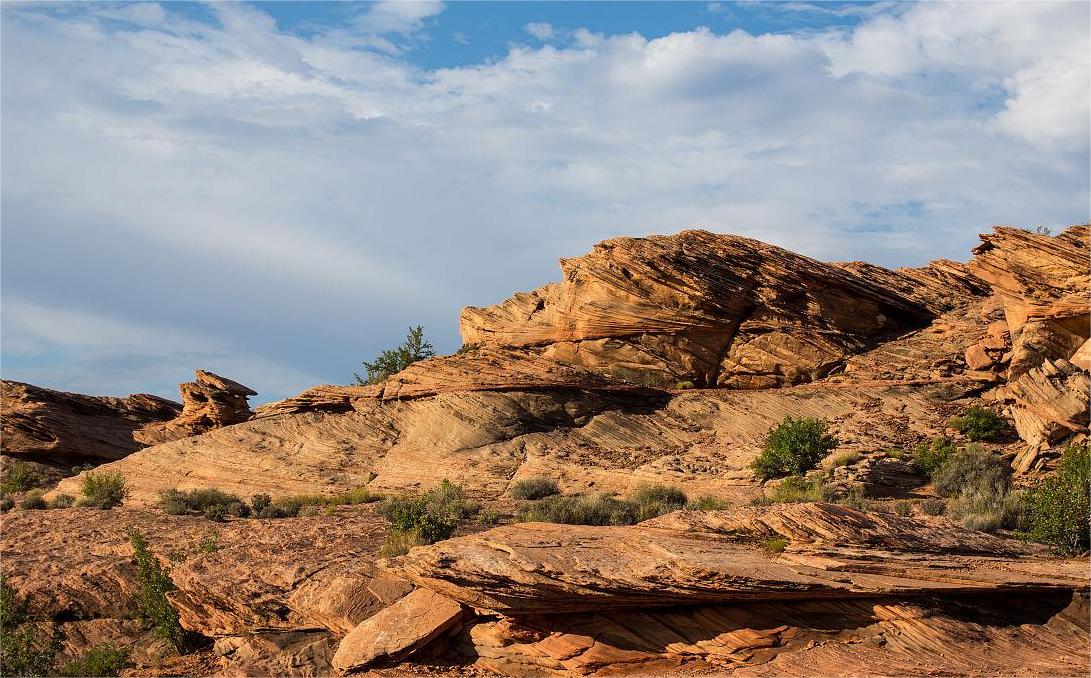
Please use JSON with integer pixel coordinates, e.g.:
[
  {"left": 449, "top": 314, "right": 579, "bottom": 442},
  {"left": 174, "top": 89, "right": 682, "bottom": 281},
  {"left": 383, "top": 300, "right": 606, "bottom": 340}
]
[{"left": 2, "top": 1, "right": 1088, "bottom": 404}]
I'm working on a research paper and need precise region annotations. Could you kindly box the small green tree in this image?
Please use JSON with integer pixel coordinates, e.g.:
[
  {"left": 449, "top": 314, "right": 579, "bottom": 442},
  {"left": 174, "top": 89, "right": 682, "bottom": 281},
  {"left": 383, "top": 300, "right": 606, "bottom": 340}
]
[
  {"left": 948, "top": 406, "right": 1006, "bottom": 442},
  {"left": 751, "top": 417, "right": 839, "bottom": 480},
  {"left": 130, "top": 532, "right": 190, "bottom": 653},
  {"left": 354, "top": 326, "right": 436, "bottom": 385}
]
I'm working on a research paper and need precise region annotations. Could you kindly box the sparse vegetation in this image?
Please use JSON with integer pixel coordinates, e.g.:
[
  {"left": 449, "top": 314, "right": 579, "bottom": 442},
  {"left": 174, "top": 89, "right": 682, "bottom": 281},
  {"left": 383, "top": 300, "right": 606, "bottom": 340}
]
[
  {"left": 765, "top": 475, "right": 832, "bottom": 503},
  {"left": 1, "top": 576, "right": 59, "bottom": 677},
  {"left": 130, "top": 531, "right": 191, "bottom": 653},
  {"left": 1022, "top": 444, "right": 1090, "bottom": 554},
  {"left": 893, "top": 500, "right": 912, "bottom": 517},
  {"left": 629, "top": 484, "right": 688, "bottom": 520},
  {"left": 1, "top": 462, "right": 42, "bottom": 494},
  {"left": 0, "top": 496, "right": 13, "bottom": 513},
  {"left": 18, "top": 489, "right": 47, "bottom": 511},
  {"left": 914, "top": 436, "right": 955, "bottom": 478},
  {"left": 509, "top": 477, "right": 560, "bottom": 500},
  {"left": 686, "top": 495, "right": 731, "bottom": 511},
  {"left": 837, "top": 485, "right": 868, "bottom": 511},
  {"left": 607, "top": 367, "right": 675, "bottom": 389},
  {"left": 932, "top": 444, "right": 1022, "bottom": 533},
  {"left": 354, "top": 325, "right": 435, "bottom": 385},
  {"left": 377, "top": 480, "right": 479, "bottom": 556},
  {"left": 751, "top": 417, "right": 838, "bottom": 480},
  {"left": 160, "top": 488, "right": 248, "bottom": 520},
  {"left": 516, "top": 494, "right": 638, "bottom": 526},
  {"left": 80, "top": 471, "right": 128, "bottom": 509},
  {"left": 763, "top": 536, "right": 789, "bottom": 553},
  {"left": 46, "top": 494, "right": 74, "bottom": 510},
  {"left": 947, "top": 406, "right": 1007, "bottom": 442},
  {"left": 920, "top": 498, "right": 947, "bottom": 515},
  {"left": 250, "top": 493, "right": 272, "bottom": 513},
  {"left": 57, "top": 644, "right": 132, "bottom": 677},
  {"left": 826, "top": 450, "right": 861, "bottom": 469}
]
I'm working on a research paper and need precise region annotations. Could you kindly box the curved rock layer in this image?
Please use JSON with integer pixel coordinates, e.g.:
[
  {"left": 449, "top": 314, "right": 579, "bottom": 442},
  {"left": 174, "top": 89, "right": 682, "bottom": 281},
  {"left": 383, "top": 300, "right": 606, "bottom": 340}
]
[
  {"left": 461, "top": 230, "right": 988, "bottom": 388},
  {"left": 1, "top": 380, "right": 182, "bottom": 467},
  {"left": 385, "top": 503, "right": 1084, "bottom": 614}
]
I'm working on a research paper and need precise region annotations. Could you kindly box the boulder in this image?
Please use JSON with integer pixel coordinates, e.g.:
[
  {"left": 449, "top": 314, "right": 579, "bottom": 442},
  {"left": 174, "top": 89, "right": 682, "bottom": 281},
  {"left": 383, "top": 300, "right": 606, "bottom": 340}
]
[
  {"left": 331, "top": 588, "right": 464, "bottom": 672},
  {"left": 172, "top": 369, "right": 257, "bottom": 429}
]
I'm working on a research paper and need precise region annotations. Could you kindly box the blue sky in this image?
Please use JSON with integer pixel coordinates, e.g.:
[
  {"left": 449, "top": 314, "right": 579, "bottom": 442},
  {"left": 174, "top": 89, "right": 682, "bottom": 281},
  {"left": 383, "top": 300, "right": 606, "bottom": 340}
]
[{"left": 2, "top": 1, "right": 1088, "bottom": 404}]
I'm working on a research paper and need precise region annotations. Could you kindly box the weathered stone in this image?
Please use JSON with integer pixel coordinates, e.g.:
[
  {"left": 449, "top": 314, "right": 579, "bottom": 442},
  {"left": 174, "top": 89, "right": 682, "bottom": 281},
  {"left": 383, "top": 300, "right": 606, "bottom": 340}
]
[
  {"left": 331, "top": 588, "right": 464, "bottom": 672},
  {"left": 385, "top": 504, "right": 1085, "bottom": 615}
]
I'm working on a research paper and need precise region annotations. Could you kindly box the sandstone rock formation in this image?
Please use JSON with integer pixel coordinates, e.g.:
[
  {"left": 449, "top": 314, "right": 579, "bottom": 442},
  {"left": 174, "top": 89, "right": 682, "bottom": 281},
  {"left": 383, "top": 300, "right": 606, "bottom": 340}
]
[
  {"left": 461, "top": 230, "right": 988, "bottom": 389},
  {"left": 968, "top": 225, "right": 1089, "bottom": 466},
  {"left": 1, "top": 380, "right": 181, "bottom": 467},
  {"left": 2, "top": 370, "right": 256, "bottom": 476}
]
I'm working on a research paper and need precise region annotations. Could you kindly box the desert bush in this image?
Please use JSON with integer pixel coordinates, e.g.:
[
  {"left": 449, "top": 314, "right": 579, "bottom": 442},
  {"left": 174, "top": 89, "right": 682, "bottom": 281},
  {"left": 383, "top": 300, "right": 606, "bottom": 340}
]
[
  {"left": 763, "top": 536, "right": 789, "bottom": 553},
  {"left": 932, "top": 444, "right": 1010, "bottom": 498},
  {"left": 379, "top": 529, "right": 427, "bottom": 558},
  {"left": 837, "top": 485, "right": 868, "bottom": 511},
  {"left": 272, "top": 487, "right": 380, "bottom": 513},
  {"left": 80, "top": 471, "right": 128, "bottom": 509},
  {"left": 767, "top": 475, "right": 831, "bottom": 503},
  {"left": 298, "top": 505, "right": 320, "bottom": 518},
  {"left": 947, "top": 406, "right": 1006, "bottom": 442},
  {"left": 18, "top": 489, "right": 47, "bottom": 511},
  {"left": 160, "top": 488, "right": 248, "bottom": 520},
  {"left": 250, "top": 493, "right": 272, "bottom": 513},
  {"left": 257, "top": 504, "right": 292, "bottom": 519},
  {"left": 675, "top": 380, "right": 696, "bottom": 390},
  {"left": 46, "top": 494, "right": 75, "bottom": 510},
  {"left": 197, "top": 533, "right": 220, "bottom": 554},
  {"left": 354, "top": 325, "right": 435, "bottom": 385},
  {"left": 1022, "top": 444, "right": 1090, "bottom": 554},
  {"left": 509, "top": 477, "right": 560, "bottom": 500},
  {"left": 629, "top": 484, "right": 688, "bottom": 520},
  {"left": 826, "top": 450, "right": 861, "bottom": 469},
  {"left": 57, "top": 644, "right": 132, "bottom": 677},
  {"left": 130, "top": 531, "right": 191, "bottom": 653},
  {"left": 0, "top": 496, "right": 13, "bottom": 513},
  {"left": 516, "top": 494, "right": 638, "bottom": 526},
  {"left": 914, "top": 437, "right": 955, "bottom": 478},
  {"left": 687, "top": 495, "right": 731, "bottom": 511},
  {"left": 203, "top": 504, "right": 228, "bottom": 522},
  {"left": 893, "top": 500, "right": 912, "bottom": 517},
  {"left": 920, "top": 498, "right": 947, "bottom": 515},
  {"left": 377, "top": 480, "right": 477, "bottom": 549},
  {"left": 751, "top": 417, "right": 838, "bottom": 480},
  {"left": 1, "top": 576, "right": 59, "bottom": 677},
  {"left": 0, "top": 463, "right": 42, "bottom": 494}
]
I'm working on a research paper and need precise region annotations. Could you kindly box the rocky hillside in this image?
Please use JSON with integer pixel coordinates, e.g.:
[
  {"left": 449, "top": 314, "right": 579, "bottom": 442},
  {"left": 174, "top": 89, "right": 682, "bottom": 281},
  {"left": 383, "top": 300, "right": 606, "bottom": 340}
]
[{"left": 2, "top": 224, "right": 1088, "bottom": 677}]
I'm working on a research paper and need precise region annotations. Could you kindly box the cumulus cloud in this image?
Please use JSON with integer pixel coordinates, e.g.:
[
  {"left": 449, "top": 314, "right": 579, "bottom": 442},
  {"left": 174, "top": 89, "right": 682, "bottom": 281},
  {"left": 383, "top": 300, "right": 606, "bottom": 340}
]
[
  {"left": 525, "top": 22, "right": 554, "bottom": 40},
  {"left": 1, "top": 1, "right": 1087, "bottom": 401}
]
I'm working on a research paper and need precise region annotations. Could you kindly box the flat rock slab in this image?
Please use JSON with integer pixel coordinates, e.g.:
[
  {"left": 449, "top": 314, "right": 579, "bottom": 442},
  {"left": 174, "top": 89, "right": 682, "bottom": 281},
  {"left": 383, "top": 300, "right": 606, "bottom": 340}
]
[
  {"left": 331, "top": 588, "right": 464, "bottom": 673},
  {"left": 385, "top": 503, "right": 1088, "bottom": 614}
]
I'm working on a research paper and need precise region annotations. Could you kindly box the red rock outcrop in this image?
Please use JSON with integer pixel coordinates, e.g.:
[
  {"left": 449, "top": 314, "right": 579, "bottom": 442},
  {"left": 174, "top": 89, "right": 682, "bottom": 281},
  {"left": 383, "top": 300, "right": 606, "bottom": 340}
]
[
  {"left": 461, "top": 230, "right": 987, "bottom": 389},
  {"left": 1, "top": 380, "right": 182, "bottom": 467},
  {"left": 172, "top": 370, "right": 257, "bottom": 429},
  {"left": 967, "top": 225, "right": 1089, "bottom": 464}
]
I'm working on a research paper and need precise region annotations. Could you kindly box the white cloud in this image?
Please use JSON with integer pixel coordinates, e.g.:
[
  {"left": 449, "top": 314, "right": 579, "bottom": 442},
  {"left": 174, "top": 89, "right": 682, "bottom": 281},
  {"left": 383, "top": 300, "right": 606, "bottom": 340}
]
[
  {"left": 525, "top": 22, "right": 554, "bottom": 40},
  {"left": 1, "top": 1, "right": 1087, "bottom": 401}
]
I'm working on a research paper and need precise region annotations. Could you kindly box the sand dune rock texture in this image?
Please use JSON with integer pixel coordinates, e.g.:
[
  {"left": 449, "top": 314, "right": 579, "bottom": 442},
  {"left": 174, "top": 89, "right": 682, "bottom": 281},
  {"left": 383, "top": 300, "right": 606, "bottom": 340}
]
[{"left": 3, "top": 225, "right": 1089, "bottom": 677}]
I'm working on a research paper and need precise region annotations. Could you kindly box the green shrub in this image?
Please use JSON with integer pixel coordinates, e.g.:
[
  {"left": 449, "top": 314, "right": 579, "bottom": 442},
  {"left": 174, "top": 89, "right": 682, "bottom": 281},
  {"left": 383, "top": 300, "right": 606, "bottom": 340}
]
[
  {"left": 920, "top": 498, "right": 947, "bottom": 515},
  {"left": 509, "top": 477, "right": 560, "bottom": 500},
  {"left": 377, "top": 480, "right": 477, "bottom": 549},
  {"left": 763, "top": 536, "right": 789, "bottom": 553},
  {"left": 837, "top": 485, "right": 868, "bottom": 511},
  {"left": 276, "top": 487, "right": 380, "bottom": 510},
  {"left": 80, "top": 471, "right": 128, "bottom": 509},
  {"left": 767, "top": 475, "right": 831, "bottom": 503},
  {"left": 379, "top": 529, "right": 427, "bottom": 558},
  {"left": 250, "top": 493, "right": 272, "bottom": 513},
  {"left": 893, "top": 500, "right": 912, "bottom": 517},
  {"left": 298, "top": 505, "right": 320, "bottom": 518},
  {"left": 130, "top": 531, "right": 190, "bottom": 653},
  {"left": 629, "top": 484, "right": 688, "bottom": 521},
  {"left": 686, "top": 495, "right": 731, "bottom": 511},
  {"left": 354, "top": 325, "right": 435, "bottom": 385},
  {"left": 1, "top": 576, "right": 59, "bottom": 677},
  {"left": 198, "top": 533, "right": 220, "bottom": 554},
  {"left": 516, "top": 494, "right": 638, "bottom": 526},
  {"left": 57, "top": 644, "right": 132, "bottom": 677},
  {"left": 1022, "top": 444, "right": 1090, "bottom": 554},
  {"left": 914, "top": 437, "right": 955, "bottom": 478},
  {"left": 0, "top": 463, "right": 42, "bottom": 494},
  {"left": 18, "top": 489, "right": 47, "bottom": 511},
  {"left": 932, "top": 445, "right": 1010, "bottom": 498},
  {"left": 826, "top": 450, "right": 861, "bottom": 469},
  {"left": 160, "top": 488, "right": 248, "bottom": 520},
  {"left": 606, "top": 367, "right": 673, "bottom": 389},
  {"left": 751, "top": 417, "right": 838, "bottom": 480},
  {"left": 0, "top": 496, "right": 13, "bottom": 513},
  {"left": 948, "top": 406, "right": 1007, "bottom": 442},
  {"left": 203, "top": 504, "right": 227, "bottom": 522},
  {"left": 46, "top": 494, "right": 75, "bottom": 510}
]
